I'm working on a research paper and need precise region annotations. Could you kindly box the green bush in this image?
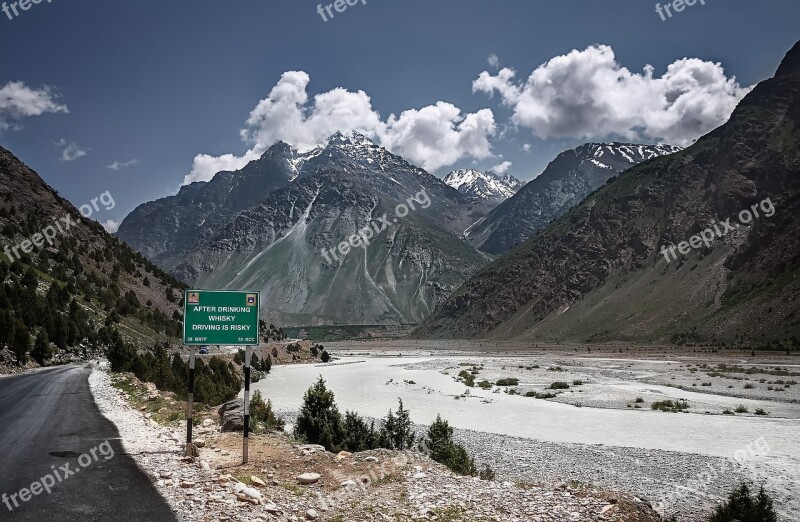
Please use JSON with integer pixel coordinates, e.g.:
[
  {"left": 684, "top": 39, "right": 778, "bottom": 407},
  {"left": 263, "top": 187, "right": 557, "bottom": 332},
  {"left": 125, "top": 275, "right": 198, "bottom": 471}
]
[
  {"left": 652, "top": 400, "right": 690, "bottom": 412},
  {"left": 422, "top": 415, "right": 476, "bottom": 476},
  {"left": 294, "top": 378, "right": 415, "bottom": 453},
  {"left": 708, "top": 483, "right": 777, "bottom": 522},
  {"left": 525, "top": 391, "right": 556, "bottom": 399},
  {"left": 342, "top": 411, "right": 378, "bottom": 452},
  {"left": 458, "top": 370, "right": 475, "bottom": 387},
  {"left": 249, "top": 390, "right": 284, "bottom": 433},
  {"left": 294, "top": 376, "right": 345, "bottom": 451},
  {"left": 378, "top": 399, "right": 415, "bottom": 450}
]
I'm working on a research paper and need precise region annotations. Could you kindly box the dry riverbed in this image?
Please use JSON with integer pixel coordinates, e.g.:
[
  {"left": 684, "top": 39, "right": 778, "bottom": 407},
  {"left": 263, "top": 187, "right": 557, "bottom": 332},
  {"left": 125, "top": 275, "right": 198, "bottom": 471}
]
[{"left": 252, "top": 341, "right": 800, "bottom": 521}]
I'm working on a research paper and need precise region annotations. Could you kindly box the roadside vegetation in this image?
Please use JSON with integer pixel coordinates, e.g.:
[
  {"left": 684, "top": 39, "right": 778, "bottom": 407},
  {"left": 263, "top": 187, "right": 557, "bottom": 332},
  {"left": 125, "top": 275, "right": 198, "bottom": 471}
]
[
  {"left": 708, "top": 483, "right": 777, "bottom": 522},
  {"left": 294, "top": 376, "right": 493, "bottom": 479},
  {"left": 108, "top": 340, "right": 242, "bottom": 406}
]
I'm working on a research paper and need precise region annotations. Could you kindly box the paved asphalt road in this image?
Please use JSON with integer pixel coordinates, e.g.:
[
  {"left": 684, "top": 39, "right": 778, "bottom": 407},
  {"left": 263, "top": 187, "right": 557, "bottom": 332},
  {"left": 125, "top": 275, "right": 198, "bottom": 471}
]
[{"left": 0, "top": 365, "right": 176, "bottom": 521}]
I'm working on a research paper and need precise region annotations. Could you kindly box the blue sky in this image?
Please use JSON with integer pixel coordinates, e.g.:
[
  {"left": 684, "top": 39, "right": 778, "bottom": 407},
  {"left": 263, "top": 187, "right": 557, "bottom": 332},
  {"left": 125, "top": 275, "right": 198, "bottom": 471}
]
[{"left": 1, "top": 0, "right": 798, "bottom": 231}]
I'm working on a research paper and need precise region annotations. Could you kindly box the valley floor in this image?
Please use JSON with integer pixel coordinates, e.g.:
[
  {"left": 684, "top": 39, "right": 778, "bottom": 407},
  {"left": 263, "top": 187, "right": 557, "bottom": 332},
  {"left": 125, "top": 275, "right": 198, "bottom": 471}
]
[
  {"left": 88, "top": 362, "right": 659, "bottom": 522},
  {"left": 250, "top": 341, "right": 800, "bottom": 521}
]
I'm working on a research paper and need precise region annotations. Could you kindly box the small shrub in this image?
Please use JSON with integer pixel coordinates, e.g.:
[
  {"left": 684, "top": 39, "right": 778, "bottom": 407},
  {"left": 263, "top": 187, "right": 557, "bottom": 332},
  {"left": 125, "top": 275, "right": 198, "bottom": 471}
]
[
  {"left": 635, "top": 397, "right": 645, "bottom": 404},
  {"left": 458, "top": 370, "right": 475, "bottom": 387},
  {"left": 744, "top": 383, "right": 755, "bottom": 389},
  {"left": 754, "top": 408, "right": 768, "bottom": 416},
  {"left": 708, "top": 483, "right": 777, "bottom": 522},
  {"left": 572, "top": 380, "right": 584, "bottom": 386},
  {"left": 652, "top": 400, "right": 690, "bottom": 412},
  {"left": 735, "top": 405, "right": 749, "bottom": 414},
  {"left": 422, "top": 415, "right": 476, "bottom": 476},
  {"left": 549, "top": 381, "right": 570, "bottom": 390},
  {"left": 525, "top": 391, "right": 556, "bottom": 399},
  {"left": 478, "top": 464, "right": 495, "bottom": 481},
  {"left": 477, "top": 380, "right": 492, "bottom": 389},
  {"left": 249, "top": 390, "right": 284, "bottom": 433},
  {"left": 495, "top": 378, "right": 519, "bottom": 386}
]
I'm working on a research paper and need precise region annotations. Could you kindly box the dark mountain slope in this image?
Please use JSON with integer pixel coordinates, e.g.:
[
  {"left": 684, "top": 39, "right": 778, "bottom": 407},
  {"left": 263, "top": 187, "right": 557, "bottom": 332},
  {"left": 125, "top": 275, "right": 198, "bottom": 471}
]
[
  {"left": 466, "top": 143, "right": 681, "bottom": 255},
  {"left": 417, "top": 40, "right": 800, "bottom": 346},
  {"left": 116, "top": 143, "right": 297, "bottom": 261}
]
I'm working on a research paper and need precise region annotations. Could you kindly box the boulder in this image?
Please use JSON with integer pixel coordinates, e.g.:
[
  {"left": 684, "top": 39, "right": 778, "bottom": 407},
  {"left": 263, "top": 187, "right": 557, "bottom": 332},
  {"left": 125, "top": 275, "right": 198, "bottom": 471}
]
[
  {"left": 218, "top": 399, "right": 244, "bottom": 432},
  {"left": 297, "top": 473, "right": 321, "bottom": 485}
]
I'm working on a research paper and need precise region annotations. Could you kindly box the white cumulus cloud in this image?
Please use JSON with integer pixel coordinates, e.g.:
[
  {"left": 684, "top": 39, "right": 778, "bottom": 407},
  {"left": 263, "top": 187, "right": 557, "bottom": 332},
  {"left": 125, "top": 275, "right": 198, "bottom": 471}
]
[
  {"left": 473, "top": 44, "right": 752, "bottom": 146},
  {"left": 487, "top": 53, "right": 500, "bottom": 69},
  {"left": 182, "top": 71, "right": 497, "bottom": 185},
  {"left": 0, "top": 81, "right": 68, "bottom": 131},
  {"left": 490, "top": 161, "right": 513, "bottom": 175}
]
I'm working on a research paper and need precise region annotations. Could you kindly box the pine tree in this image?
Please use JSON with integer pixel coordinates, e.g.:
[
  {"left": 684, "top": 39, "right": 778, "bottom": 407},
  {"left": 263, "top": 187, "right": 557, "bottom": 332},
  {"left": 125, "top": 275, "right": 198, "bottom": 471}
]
[
  {"left": 31, "top": 330, "right": 51, "bottom": 365},
  {"left": 294, "top": 376, "right": 344, "bottom": 452},
  {"left": 12, "top": 318, "right": 31, "bottom": 364}
]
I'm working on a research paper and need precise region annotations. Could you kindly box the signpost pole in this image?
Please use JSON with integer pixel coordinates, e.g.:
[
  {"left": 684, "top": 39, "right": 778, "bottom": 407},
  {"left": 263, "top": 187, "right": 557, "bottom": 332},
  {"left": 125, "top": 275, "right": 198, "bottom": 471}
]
[
  {"left": 184, "top": 346, "right": 196, "bottom": 457},
  {"left": 243, "top": 346, "right": 252, "bottom": 464}
]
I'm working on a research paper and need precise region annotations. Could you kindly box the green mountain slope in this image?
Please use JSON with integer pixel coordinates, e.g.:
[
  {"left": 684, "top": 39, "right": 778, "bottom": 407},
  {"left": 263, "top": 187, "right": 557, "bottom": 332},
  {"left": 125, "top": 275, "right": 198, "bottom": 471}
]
[{"left": 0, "top": 147, "right": 186, "bottom": 368}]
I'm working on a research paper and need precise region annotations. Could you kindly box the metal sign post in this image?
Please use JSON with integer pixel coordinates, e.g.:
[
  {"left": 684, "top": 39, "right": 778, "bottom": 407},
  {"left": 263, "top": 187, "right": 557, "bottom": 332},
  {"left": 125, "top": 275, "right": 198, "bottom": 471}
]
[
  {"left": 184, "top": 346, "right": 196, "bottom": 457},
  {"left": 182, "top": 290, "right": 261, "bottom": 463},
  {"left": 183, "top": 290, "right": 260, "bottom": 346},
  {"left": 243, "top": 346, "right": 252, "bottom": 464}
]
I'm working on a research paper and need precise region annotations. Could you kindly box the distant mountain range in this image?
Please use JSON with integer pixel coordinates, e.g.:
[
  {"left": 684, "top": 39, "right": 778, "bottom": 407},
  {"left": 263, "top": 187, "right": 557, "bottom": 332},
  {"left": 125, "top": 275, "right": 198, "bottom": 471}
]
[
  {"left": 465, "top": 143, "right": 682, "bottom": 255},
  {"left": 443, "top": 169, "right": 523, "bottom": 204},
  {"left": 417, "top": 40, "right": 800, "bottom": 346},
  {"left": 118, "top": 132, "right": 491, "bottom": 325}
]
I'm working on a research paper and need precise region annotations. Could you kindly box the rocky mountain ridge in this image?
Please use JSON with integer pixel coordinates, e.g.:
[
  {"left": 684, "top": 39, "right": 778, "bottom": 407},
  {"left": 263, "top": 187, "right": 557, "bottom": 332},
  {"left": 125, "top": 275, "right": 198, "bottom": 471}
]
[{"left": 466, "top": 142, "right": 682, "bottom": 255}]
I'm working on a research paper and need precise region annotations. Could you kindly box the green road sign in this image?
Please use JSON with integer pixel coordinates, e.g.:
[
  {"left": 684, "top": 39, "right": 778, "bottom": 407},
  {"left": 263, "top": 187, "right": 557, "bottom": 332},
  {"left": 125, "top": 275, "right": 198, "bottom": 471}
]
[{"left": 183, "top": 290, "right": 260, "bottom": 345}]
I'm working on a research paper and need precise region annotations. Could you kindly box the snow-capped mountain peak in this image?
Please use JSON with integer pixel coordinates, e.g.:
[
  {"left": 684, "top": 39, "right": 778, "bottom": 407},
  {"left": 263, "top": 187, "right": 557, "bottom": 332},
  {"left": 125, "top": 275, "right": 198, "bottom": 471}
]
[{"left": 443, "top": 169, "right": 523, "bottom": 202}]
